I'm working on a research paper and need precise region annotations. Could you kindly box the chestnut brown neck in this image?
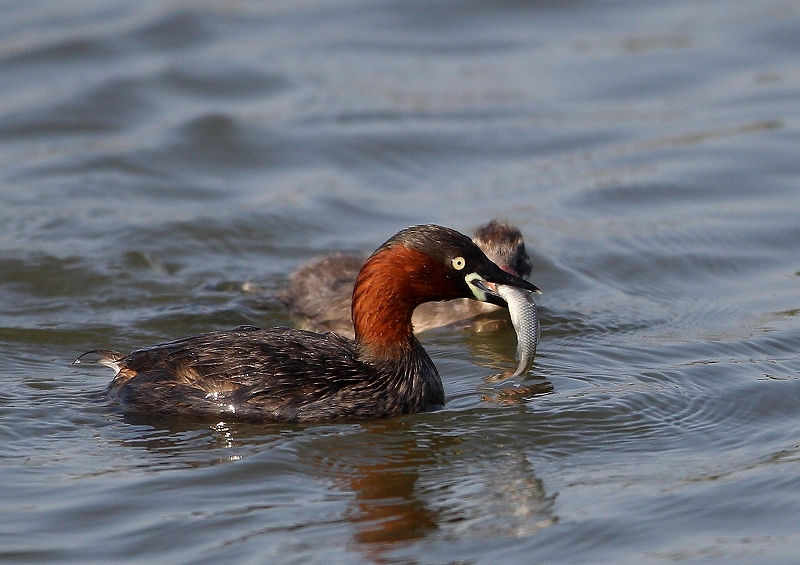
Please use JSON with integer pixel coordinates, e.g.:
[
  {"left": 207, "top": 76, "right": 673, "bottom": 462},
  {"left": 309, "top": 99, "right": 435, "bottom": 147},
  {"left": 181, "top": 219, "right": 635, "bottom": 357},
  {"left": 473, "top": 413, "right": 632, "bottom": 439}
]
[{"left": 352, "top": 245, "right": 462, "bottom": 359}]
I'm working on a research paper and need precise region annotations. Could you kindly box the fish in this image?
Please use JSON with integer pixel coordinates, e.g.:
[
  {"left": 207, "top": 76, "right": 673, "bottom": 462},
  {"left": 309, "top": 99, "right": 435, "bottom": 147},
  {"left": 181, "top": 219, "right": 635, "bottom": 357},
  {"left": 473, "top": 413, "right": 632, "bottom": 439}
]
[{"left": 496, "top": 284, "right": 540, "bottom": 376}]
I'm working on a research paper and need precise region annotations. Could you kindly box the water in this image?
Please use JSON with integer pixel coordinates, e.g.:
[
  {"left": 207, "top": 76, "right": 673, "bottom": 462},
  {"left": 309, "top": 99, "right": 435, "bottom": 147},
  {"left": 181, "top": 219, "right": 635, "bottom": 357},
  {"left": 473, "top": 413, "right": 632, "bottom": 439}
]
[{"left": 1, "top": 0, "right": 799, "bottom": 563}]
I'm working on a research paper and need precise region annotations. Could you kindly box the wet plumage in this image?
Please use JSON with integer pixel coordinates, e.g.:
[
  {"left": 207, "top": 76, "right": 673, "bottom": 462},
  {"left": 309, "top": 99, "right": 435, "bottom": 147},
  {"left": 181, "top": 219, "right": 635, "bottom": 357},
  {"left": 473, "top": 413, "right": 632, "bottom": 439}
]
[
  {"left": 92, "top": 326, "right": 441, "bottom": 421},
  {"left": 77, "top": 224, "right": 540, "bottom": 422}
]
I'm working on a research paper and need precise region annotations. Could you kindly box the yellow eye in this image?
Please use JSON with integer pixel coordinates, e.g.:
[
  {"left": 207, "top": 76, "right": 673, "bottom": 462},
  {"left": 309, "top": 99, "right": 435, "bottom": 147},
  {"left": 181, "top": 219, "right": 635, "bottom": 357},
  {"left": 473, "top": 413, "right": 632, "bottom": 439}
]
[{"left": 451, "top": 256, "right": 466, "bottom": 270}]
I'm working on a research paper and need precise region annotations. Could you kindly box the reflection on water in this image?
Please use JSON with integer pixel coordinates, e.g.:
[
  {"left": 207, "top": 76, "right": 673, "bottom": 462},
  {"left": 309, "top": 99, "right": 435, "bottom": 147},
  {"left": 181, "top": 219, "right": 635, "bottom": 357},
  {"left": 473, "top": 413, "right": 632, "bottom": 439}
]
[
  {"left": 2, "top": 0, "right": 800, "bottom": 563},
  {"left": 296, "top": 419, "right": 557, "bottom": 560},
  {"left": 96, "top": 413, "right": 559, "bottom": 563},
  {"left": 479, "top": 380, "right": 555, "bottom": 405},
  {"left": 431, "top": 451, "right": 556, "bottom": 539}
]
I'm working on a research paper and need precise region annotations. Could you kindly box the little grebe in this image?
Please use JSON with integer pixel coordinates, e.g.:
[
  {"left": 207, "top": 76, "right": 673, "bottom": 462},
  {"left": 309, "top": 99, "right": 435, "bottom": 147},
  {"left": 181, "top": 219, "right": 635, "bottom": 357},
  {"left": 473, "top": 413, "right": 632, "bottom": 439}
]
[
  {"left": 279, "top": 220, "right": 532, "bottom": 338},
  {"left": 77, "top": 224, "right": 540, "bottom": 422}
]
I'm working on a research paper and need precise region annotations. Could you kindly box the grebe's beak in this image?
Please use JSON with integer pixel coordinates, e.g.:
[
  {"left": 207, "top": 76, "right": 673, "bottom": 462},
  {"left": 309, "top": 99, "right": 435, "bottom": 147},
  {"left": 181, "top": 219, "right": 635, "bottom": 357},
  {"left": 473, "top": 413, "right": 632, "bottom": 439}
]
[{"left": 466, "top": 266, "right": 541, "bottom": 307}]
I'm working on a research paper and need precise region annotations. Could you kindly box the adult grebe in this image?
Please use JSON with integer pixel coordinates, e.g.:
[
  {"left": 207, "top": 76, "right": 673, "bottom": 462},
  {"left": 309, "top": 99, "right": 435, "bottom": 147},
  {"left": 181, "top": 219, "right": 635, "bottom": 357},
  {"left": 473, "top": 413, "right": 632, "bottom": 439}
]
[
  {"left": 77, "top": 224, "right": 540, "bottom": 422},
  {"left": 279, "top": 220, "right": 533, "bottom": 338}
]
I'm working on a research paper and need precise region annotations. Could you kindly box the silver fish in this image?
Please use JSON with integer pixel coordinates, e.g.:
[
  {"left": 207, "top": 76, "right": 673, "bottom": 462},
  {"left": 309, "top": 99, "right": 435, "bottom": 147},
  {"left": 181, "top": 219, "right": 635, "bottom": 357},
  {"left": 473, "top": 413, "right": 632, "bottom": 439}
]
[{"left": 497, "top": 284, "right": 539, "bottom": 376}]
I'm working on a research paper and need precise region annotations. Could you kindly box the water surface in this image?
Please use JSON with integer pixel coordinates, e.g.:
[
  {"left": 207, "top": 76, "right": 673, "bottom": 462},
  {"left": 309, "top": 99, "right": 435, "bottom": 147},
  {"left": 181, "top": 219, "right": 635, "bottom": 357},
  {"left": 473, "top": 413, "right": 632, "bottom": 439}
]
[{"left": 1, "top": 1, "right": 800, "bottom": 563}]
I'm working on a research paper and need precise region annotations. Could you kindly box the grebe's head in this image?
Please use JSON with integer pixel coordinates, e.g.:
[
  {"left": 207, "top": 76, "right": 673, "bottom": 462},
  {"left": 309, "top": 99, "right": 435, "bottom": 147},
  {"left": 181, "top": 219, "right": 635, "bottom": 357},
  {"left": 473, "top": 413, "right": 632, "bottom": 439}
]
[
  {"left": 367, "top": 224, "right": 540, "bottom": 308},
  {"left": 352, "top": 224, "right": 540, "bottom": 351},
  {"left": 472, "top": 220, "right": 533, "bottom": 279}
]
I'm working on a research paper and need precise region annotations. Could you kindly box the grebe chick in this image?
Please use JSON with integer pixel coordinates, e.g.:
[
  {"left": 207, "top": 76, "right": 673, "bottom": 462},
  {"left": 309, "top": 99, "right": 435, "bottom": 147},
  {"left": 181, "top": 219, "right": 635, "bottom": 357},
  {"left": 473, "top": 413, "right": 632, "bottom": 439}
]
[
  {"left": 77, "top": 225, "right": 540, "bottom": 422},
  {"left": 279, "top": 220, "right": 532, "bottom": 339}
]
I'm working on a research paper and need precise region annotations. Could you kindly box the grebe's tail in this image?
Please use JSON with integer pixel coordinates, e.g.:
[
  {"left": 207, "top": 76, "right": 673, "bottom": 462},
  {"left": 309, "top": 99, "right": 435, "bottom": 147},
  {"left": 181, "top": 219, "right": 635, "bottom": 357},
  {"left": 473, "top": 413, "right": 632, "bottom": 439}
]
[{"left": 73, "top": 349, "right": 125, "bottom": 373}]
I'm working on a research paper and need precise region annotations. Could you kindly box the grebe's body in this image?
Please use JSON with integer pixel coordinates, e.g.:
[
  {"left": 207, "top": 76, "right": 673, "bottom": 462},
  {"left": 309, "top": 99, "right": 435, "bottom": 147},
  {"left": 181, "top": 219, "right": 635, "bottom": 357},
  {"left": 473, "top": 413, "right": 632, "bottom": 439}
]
[
  {"left": 280, "top": 220, "right": 532, "bottom": 338},
  {"left": 78, "top": 225, "right": 539, "bottom": 422},
  {"left": 98, "top": 326, "right": 441, "bottom": 421}
]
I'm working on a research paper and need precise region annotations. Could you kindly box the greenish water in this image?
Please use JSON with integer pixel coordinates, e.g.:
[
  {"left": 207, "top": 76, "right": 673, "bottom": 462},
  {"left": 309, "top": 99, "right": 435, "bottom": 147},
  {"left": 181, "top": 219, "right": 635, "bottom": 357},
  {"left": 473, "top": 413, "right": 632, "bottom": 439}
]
[{"left": 1, "top": 1, "right": 799, "bottom": 563}]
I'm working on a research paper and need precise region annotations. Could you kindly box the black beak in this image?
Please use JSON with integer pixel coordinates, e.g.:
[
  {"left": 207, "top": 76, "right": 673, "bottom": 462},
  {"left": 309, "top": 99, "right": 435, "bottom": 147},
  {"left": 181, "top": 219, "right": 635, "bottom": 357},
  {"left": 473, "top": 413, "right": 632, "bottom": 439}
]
[{"left": 471, "top": 261, "right": 541, "bottom": 307}]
